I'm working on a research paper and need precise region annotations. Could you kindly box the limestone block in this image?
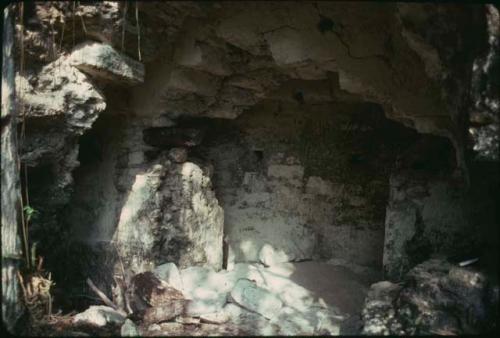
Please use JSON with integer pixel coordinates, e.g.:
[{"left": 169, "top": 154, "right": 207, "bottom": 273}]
[
  {"left": 16, "top": 57, "right": 106, "bottom": 127},
  {"left": 174, "top": 29, "right": 232, "bottom": 76},
  {"left": 267, "top": 164, "right": 304, "bottom": 180},
  {"left": 120, "top": 319, "right": 140, "bottom": 336},
  {"left": 184, "top": 297, "right": 227, "bottom": 316},
  {"left": 229, "top": 279, "right": 283, "bottom": 320},
  {"left": 180, "top": 266, "right": 229, "bottom": 316},
  {"left": 142, "top": 300, "right": 187, "bottom": 324},
  {"left": 222, "top": 303, "right": 280, "bottom": 335},
  {"left": 200, "top": 311, "right": 231, "bottom": 324},
  {"left": 167, "top": 67, "right": 220, "bottom": 97},
  {"left": 265, "top": 27, "right": 335, "bottom": 67},
  {"left": 69, "top": 42, "right": 144, "bottom": 85},
  {"left": 180, "top": 266, "right": 229, "bottom": 308},
  {"left": 73, "top": 305, "right": 126, "bottom": 327},
  {"left": 153, "top": 262, "right": 183, "bottom": 292},
  {"left": 305, "top": 176, "right": 338, "bottom": 198},
  {"left": 258, "top": 243, "right": 290, "bottom": 267},
  {"left": 130, "top": 272, "right": 184, "bottom": 312},
  {"left": 270, "top": 306, "right": 341, "bottom": 335}
]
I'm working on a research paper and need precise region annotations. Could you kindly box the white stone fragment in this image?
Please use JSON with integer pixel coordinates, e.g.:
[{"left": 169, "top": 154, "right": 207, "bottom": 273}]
[
  {"left": 200, "top": 311, "right": 231, "bottom": 324},
  {"left": 180, "top": 266, "right": 228, "bottom": 315},
  {"left": 258, "top": 243, "right": 290, "bottom": 266},
  {"left": 69, "top": 42, "right": 144, "bottom": 85},
  {"left": 73, "top": 305, "right": 126, "bottom": 327},
  {"left": 229, "top": 278, "right": 283, "bottom": 320},
  {"left": 120, "top": 319, "right": 139, "bottom": 336},
  {"left": 154, "top": 262, "right": 184, "bottom": 292}
]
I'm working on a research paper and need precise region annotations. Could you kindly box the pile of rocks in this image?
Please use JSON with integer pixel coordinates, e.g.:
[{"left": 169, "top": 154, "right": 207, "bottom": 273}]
[
  {"left": 361, "top": 258, "right": 499, "bottom": 335},
  {"left": 69, "top": 262, "right": 355, "bottom": 336}
]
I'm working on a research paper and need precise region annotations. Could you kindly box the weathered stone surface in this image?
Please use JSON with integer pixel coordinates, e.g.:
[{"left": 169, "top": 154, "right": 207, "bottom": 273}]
[
  {"left": 14, "top": 52, "right": 107, "bottom": 255},
  {"left": 199, "top": 311, "right": 230, "bottom": 324},
  {"left": 142, "top": 321, "right": 242, "bottom": 336},
  {"left": 258, "top": 243, "right": 289, "bottom": 267},
  {"left": 362, "top": 258, "right": 499, "bottom": 335},
  {"left": 112, "top": 166, "right": 167, "bottom": 274},
  {"left": 221, "top": 303, "right": 279, "bottom": 336},
  {"left": 142, "top": 300, "right": 187, "bottom": 324},
  {"left": 361, "top": 281, "right": 404, "bottom": 335},
  {"left": 174, "top": 316, "right": 200, "bottom": 324},
  {"left": 12, "top": 5, "right": 499, "bottom": 337},
  {"left": 180, "top": 266, "right": 228, "bottom": 316},
  {"left": 184, "top": 298, "right": 227, "bottom": 317},
  {"left": 113, "top": 158, "right": 224, "bottom": 273},
  {"left": 120, "top": 319, "right": 140, "bottom": 337},
  {"left": 73, "top": 306, "right": 126, "bottom": 328},
  {"left": 469, "top": 5, "right": 499, "bottom": 161},
  {"left": 153, "top": 263, "right": 183, "bottom": 292},
  {"left": 383, "top": 147, "right": 499, "bottom": 280},
  {"left": 270, "top": 306, "right": 342, "bottom": 335},
  {"left": 129, "top": 272, "right": 184, "bottom": 311},
  {"left": 69, "top": 42, "right": 144, "bottom": 85},
  {"left": 229, "top": 279, "right": 283, "bottom": 320},
  {"left": 16, "top": 56, "right": 105, "bottom": 129}
]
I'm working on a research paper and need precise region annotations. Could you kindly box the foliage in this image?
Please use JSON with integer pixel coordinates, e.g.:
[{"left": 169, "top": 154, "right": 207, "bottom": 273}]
[{"left": 24, "top": 205, "right": 40, "bottom": 223}]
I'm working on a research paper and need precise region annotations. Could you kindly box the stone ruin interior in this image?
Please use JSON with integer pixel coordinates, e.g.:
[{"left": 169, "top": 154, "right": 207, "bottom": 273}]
[{"left": 1, "top": 1, "right": 499, "bottom": 336}]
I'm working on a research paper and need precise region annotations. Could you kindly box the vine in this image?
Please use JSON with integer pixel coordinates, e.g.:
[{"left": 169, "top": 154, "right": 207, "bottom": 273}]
[
  {"left": 16, "top": 2, "right": 54, "bottom": 324},
  {"left": 135, "top": 1, "right": 141, "bottom": 61},
  {"left": 121, "top": 1, "right": 128, "bottom": 52}
]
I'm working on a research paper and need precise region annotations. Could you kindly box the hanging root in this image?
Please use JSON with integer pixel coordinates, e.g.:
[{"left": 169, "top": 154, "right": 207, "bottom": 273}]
[
  {"left": 121, "top": 2, "right": 128, "bottom": 52},
  {"left": 72, "top": 1, "right": 76, "bottom": 47},
  {"left": 59, "top": 19, "right": 65, "bottom": 53},
  {"left": 17, "top": 259, "right": 54, "bottom": 324},
  {"left": 17, "top": 2, "right": 31, "bottom": 271},
  {"left": 135, "top": 1, "right": 141, "bottom": 61},
  {"left": 79, "top": 13, "right": 87, "bottom": 36}
]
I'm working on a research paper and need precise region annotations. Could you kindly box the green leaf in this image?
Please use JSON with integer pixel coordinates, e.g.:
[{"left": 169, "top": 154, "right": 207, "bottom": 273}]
[{"left": 23, "top": 205, "right": 40, "bottom": 222}]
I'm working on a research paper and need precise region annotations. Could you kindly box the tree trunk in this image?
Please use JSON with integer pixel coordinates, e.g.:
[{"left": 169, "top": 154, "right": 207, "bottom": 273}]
[{"left": 1, "top": 4, "right": 24, "bottom": 333}]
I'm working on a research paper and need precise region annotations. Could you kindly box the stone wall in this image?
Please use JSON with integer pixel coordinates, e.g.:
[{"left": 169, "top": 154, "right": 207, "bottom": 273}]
[
  {"left": 59, "top": 114, "right": 224, "bottom": 300},
  {"left": 194, "top": 98, "right": 418, "bottom": 269},
  {"left": 383, "top": 136, "right": 500, "bottom": 280}
]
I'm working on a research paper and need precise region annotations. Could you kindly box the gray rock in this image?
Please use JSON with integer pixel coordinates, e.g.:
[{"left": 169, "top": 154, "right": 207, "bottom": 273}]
[
  {"left": 73, "top": 305, "right": 126, "bottom": 327},
  {"left": 180, "top": 266, "right": 217, "bottom": 296},
  {"left": 229, "top": 279, "right": 283, "bottom": 320},
  {"left": 258, "top": 243, "right": 289, "bottom": 267},
  {"left": 362, "top": 258, "right": 499, "bottom": 335},
  {"left": 180, "top": 266, "right": 229, "bottom": 316},
  {"left": 200, "top": 311, "right": 231, "bottom": 324},
  {"left": 120, "top": 319, "right": 140, "bottom": 337},
  {"left": 69, "top": 42, "right": 145, "bottom": 85},
  {"left": 113, "top": 160, "right": 224, "bottom": 273},
  {"left": 142, "top": 300, "right": 187, "bottom": 324},
  {"left": 184, "top": 297, "right": 227, "bottom": 316},
  {"left": 270, "top": 306, "right": 342, "bottom": 335},
  {"left": 15, "top": 57, "right": 106, "bottom": 126},
  {"left": 222, "top": 303, "right": 280, "bottom": 336},
  {"left": 362, "top": 281, "right": 404, "bottom": 335},
  {"left": 153, "top": 262, "right": 184, "bottom": 292}
]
